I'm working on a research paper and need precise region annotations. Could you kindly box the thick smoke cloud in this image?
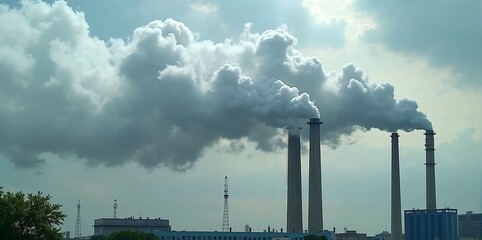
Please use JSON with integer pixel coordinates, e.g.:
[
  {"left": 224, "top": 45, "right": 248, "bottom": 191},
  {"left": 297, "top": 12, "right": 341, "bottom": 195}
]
[{"left": 0, "top": 1, "right": 430, "bottom": 170}]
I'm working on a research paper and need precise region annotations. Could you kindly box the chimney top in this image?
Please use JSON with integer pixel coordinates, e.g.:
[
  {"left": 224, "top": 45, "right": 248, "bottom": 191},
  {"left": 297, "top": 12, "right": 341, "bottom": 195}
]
[
  {"left": 308, "top": 118, "right": 322, "bottom": 124},
  {"left": 424, "top": 129, "right": 435, "bottom": 135}
]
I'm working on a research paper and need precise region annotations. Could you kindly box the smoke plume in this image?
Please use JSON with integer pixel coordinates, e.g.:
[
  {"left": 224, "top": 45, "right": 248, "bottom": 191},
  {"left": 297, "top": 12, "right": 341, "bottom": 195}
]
[{"left": 0, "top": 1, "right": 431, "bottom": 170}]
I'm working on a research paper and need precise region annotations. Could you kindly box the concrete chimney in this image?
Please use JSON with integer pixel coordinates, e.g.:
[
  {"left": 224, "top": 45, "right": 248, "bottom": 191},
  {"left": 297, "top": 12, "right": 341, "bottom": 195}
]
[
  {"left": 308, "top": 118, "right": 323, "bottom": 233},
  {"left": 425, "top": 130, "right": 436, "bottom": 210},
  {"left": 286, "top": 127, "right": 302, "bottom": 233},
  {"left": 391, "top": 132, "right": 402, "bottom": 240}
]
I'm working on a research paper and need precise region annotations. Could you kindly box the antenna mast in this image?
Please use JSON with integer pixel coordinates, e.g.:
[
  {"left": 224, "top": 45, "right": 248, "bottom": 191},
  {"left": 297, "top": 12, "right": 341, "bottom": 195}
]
[
  {"left": 222, "top": 176, "right": 230, "bottom": 232},
  {"left": 113, "top": 199, "right": 118, "bottom": 218},
  {"left": 75, "top": 199, "right": 81, "bottom": 238}
]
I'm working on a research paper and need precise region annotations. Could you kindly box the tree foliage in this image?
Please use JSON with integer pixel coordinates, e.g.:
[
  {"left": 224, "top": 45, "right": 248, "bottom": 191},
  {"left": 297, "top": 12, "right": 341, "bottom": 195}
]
[
  {"left": 91, "top": 235, "right": 107, "bottom": 240},
  {"left": 90, "top": 235, "right": 107, "bottom": 240},
  {"left": 107, "top": 230, "right": 160, "bottom": 240},
  {"left": 0, "top": 187, "right": 66, "bottom": 240},
  {"left": 303, "top": 234, "right": 327, "bottom": 240}
]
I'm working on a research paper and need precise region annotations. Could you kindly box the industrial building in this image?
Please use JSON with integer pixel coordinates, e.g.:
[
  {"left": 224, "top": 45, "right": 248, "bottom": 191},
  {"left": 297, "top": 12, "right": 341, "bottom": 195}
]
[
  {"left": 459, "top": 211, "right": 482, "bottom": 239},
  {"left": 404, "top": 208, "right": 458, "bottom": 240},
  {"left": 371, "top": 231, "right": 391, "bottom": 240},
  {"left": 153, "top": 230, "right": 335, "bottom": 240},
  {"left": 93, "top": 217, "right": 171, "bottom": 236},
  {"left": 91, "top": 216, "right": 335, "bottom": 240},
  {"left": 335, "top": 230, "right": 367, "bottom": 240},
  {"left": 400, "top": 130, "right": 460, "bottom": 240}
]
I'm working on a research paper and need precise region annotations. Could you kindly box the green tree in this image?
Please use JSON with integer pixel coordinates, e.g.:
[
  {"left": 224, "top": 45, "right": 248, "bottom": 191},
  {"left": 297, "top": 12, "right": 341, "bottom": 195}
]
[
  {"left": 303, "top": 234, "right": 327, "bottom": 240},
  {"left": 0, "top": 187, "right": 66, "bottom": 240},
  {"left": 91, "top": 235, "right": 107, "bottom": 240},
  {"left": 107, "top": 230, "right": 160, "bottom": 240}
]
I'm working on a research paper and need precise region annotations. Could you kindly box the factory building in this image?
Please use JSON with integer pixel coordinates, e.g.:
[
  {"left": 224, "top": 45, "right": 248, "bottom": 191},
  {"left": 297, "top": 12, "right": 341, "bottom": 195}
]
[
  {"left": 402, "top": 130, "right": 460, "bottom": 240},
  {"left": 93, "top": 217, "right": 171, "bottom": 236},
  {"left": 368, "top": 230, "right": 391, "bottom": 240},
  {"left": 459, "top": 211, "right": 482, "bottom": 239},
  {"left": 153, "top": 230, "right": 335, "bottom": 240},
  {"left": 92, "top": 217, "right": 334, "bottom": 240},
  {"left": 404, "top": 208, "right": 458, "bottom": 240},
  {"left": 335, "top": 230, "right": 367, "bottom": 240}
]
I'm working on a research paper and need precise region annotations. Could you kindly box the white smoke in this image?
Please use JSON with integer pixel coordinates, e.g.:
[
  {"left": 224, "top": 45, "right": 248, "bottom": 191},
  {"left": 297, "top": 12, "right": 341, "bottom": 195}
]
[{"left": 0, "top": 1, "right": 430, "bottom": 170}]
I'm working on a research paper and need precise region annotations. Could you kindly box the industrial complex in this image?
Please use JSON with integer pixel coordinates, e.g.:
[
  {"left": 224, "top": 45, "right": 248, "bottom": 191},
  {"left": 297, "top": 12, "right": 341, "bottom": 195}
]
[{"left": 66, "top": 118, "right": 480, "bottom": 240}]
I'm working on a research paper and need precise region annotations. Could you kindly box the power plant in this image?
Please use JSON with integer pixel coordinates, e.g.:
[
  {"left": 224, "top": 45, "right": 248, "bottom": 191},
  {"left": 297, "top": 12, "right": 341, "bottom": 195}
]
[
  {"left": 282, "top": 119, "right": 449, "bottom": 238},
  {"left": 82, "top": 118, "right": 461, "bottom": 240}
]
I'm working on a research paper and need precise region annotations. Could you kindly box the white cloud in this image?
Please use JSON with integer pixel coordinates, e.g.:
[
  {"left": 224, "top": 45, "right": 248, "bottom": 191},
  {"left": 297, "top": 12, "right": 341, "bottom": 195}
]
[{"left": 190, "top": 2, "right": 218, "bottom": 14}]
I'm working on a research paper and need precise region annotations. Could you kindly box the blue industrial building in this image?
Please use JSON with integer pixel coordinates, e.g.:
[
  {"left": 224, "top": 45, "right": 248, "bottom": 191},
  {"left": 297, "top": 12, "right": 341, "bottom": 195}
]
[{"left": 404, "top": 208, "right": 458, "bottom": 240}]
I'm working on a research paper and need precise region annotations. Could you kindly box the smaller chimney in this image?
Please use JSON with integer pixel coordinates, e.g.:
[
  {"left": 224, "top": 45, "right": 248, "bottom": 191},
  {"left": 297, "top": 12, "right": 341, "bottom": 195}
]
[
  {"left": 425, "top": 130, "right": 436, "bottom": 209},
  {"left": 391, "top": 133, "right": 402, "bottom": 240},
  {"left": 286, "top": 127, "right": 302, "bottom": 233}
]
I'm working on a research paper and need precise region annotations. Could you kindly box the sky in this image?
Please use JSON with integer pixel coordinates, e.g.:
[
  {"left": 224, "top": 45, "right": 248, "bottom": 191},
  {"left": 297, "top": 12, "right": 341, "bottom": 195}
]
[{"left": 0, "top": 0, "right": 481, "bottom": 237}]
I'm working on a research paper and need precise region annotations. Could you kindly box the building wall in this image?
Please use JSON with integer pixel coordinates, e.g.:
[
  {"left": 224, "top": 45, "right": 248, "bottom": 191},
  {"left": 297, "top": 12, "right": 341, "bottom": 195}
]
[
  {"left": 373, "top": 231, "right": 391, "bottom": 240},
  {"left": 458, "top": 211, "right": 482, "bottom": 239},
  {"left": 404, "top": 209, "right": 458, "bottom": 240},
  {"left": 335, "top": 230, "right": 367, "bottom": 240},
  {"left": 93, "top": 218, "right": 171, "bottom": 236},
  {"left": 154, "top": 230, "right": 335, "bottom": 240}
]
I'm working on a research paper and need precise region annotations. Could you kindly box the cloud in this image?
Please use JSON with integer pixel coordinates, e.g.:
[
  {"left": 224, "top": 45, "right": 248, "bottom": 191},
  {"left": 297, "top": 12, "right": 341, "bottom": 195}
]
[
  {"left": 0, "top": 0, "right": 430, "bottom": 170},
  {"left": 354, "top": 0, "right": 482, "bottom": 88},
  {"left": 189, "top": 2, "right": 218, "bottom": 14}
]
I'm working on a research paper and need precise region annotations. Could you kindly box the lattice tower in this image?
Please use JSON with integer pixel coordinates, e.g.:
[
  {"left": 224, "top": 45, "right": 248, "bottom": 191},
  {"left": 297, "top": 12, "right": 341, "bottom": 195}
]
[
  {"left": 113, "top": 199, "right": 118, "bottom": 218},
  {"left": 222, "top": 176, "right": 230, "bottom": 232},
  {"left": 74, "top": 199, "right": 81, "bottom": 238}
]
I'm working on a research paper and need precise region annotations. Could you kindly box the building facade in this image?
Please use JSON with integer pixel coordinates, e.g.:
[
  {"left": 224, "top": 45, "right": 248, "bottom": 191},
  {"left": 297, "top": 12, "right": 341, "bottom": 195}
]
[
  {"left": 335, "top": 230, "right": 367, "bottom": 240},
  {"left": 93, "top": 217, "right": 171, "bottom": 236},
  {"left": 372, "top": 231, "right": 391, "bottom": 240},
  {"left": 154, "top": 230, "right": 335, "bottom": 240},
  {"left": 404, "top": 208, "right": 458, "bottom": 240},
  {"left": 459, "top": 211, "right": 482, "bottom": 240}
]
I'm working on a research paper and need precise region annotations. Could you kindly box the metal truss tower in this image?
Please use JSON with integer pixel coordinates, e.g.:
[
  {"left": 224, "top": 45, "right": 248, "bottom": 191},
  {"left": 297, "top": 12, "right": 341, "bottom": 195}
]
[
  {"left": 75, "top": 199, "right": 81, "bottom": 238},
  {"left": 113, "top": 199, "right": 118, "bottom": 218},
  {"left": 222, "top": 176, "right": 230, "bottom": 232}
]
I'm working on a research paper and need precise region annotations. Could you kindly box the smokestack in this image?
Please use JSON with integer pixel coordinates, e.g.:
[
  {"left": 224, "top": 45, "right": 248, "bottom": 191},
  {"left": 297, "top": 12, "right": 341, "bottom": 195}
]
[
  {"left": 286, "top": 127, "right": 302, "bottom": 233},
  {"left": 391, "top": 133, "right": 402, "bottom": 240},
  {"left": 308, "top": 118, "right": 323, "bottom": 233},
  {"left": 425, "top": 130, "right": 436, "bottom": 210}
]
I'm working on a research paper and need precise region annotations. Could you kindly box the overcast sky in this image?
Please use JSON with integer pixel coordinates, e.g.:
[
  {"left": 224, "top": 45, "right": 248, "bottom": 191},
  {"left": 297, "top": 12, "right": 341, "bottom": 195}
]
[{"left": 0, "top": 0, "right": 481, "bottom": 237}]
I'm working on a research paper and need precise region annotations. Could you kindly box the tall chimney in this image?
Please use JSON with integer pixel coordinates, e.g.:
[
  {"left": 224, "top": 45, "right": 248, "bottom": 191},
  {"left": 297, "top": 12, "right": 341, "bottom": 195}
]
[
  {"left": 425, "top": 130, "right": 436, "bottom": 210},
  {"left": 308, "top": 118, "right": 323, "bottom": 233},
  {"left": 391, "top": 133, "right": 402, "bottom": 240},
  {"left": 286, "top": 127, "right": 302, "bottom": 233}
]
